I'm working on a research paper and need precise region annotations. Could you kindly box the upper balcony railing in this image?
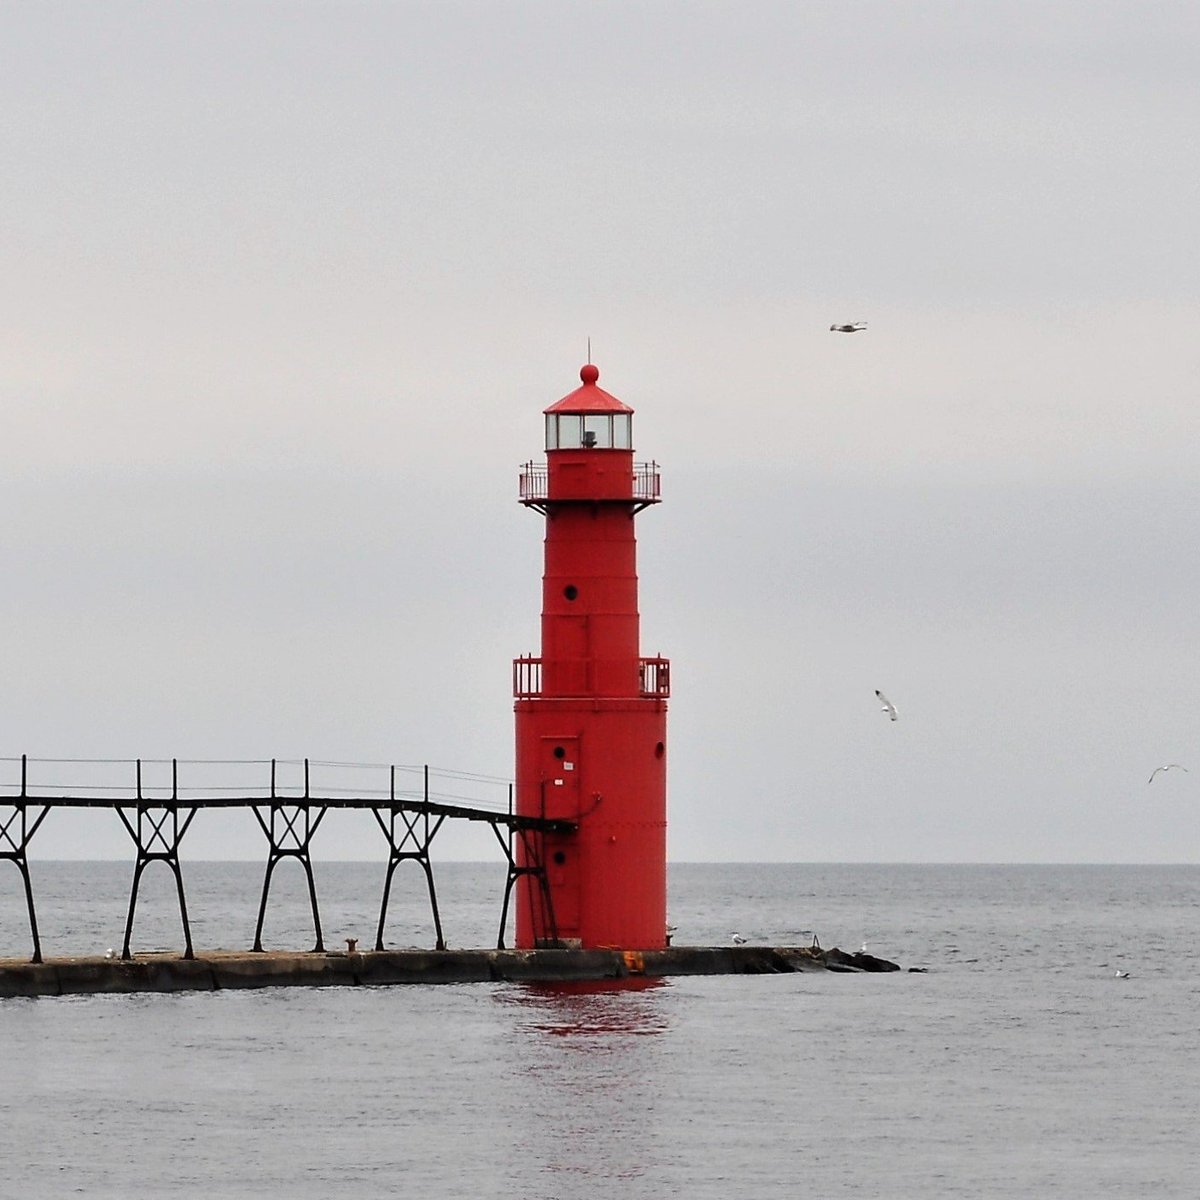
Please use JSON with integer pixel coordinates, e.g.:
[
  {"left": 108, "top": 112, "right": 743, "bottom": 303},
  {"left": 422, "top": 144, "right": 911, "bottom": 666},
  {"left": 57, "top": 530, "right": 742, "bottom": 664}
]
[
  {"left": 518, "top": 464, "right": 548, "bottom": 504},
  {"left": 633, "top": 462, "right": 661, "bottom": 505},
  {"left": 512, "top": 656, "right": 671, "bottom": 699},
  {"left": 518, "top": 461, "right": 661, "bottom": 509}
]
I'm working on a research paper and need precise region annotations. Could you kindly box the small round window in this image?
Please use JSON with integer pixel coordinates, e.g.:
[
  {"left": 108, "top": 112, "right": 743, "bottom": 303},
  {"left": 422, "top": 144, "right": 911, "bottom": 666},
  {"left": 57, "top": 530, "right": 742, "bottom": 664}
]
[
  {"left": 563, "top": 585, "right": 578, "bottom": 601},
  {"left": 553, "top": 746, "right": 566, "bottom": 759}
]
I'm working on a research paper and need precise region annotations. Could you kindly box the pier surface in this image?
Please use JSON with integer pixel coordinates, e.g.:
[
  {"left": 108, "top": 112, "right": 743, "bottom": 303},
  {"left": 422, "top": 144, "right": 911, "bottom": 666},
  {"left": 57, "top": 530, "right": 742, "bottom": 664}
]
[{"left": 0, "top": 945, "right": 900, "bottom": 998}]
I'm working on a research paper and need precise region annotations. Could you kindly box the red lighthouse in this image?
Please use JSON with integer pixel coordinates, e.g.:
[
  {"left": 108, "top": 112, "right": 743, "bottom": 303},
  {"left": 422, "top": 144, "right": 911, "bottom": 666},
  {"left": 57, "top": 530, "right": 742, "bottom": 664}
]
[{"left": 513, "top": 363, "right": 670, "bottom": 950}]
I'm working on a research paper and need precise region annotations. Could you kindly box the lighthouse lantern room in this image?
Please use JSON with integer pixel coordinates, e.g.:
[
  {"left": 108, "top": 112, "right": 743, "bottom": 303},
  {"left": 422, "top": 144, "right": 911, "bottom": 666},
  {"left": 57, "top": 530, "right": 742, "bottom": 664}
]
[{"left": 513, "top": 363, "right": 669, "bottom": 950}]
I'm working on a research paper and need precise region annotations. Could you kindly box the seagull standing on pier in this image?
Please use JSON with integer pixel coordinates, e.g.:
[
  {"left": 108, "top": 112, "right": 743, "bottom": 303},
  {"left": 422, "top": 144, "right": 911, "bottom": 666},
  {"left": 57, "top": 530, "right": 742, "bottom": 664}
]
[
  {"left": 875, "top": 690, "right": 898, "bottom": 721},
  {"left": 731, "top": 932, "right": 747, "bottom": 945}
]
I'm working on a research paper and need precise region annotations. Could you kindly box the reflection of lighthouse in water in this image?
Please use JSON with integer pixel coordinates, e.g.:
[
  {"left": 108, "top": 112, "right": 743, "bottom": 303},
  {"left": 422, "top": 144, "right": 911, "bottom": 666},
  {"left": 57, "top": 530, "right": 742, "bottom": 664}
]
[{"left": 513, "top": 363, "right": 670, "bottom": 950}]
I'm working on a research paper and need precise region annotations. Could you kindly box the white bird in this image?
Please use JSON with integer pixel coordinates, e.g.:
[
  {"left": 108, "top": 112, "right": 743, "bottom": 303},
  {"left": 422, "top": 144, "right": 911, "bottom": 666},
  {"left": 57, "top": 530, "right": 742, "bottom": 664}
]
[
  {"left": 830, "top": 322, "right": 866, "bottom": 333},
  {"left": 859, "top": 941, "right": 869, "bottom": 954},
  {"left": 104, "top": 948, "right": 116, "bottom": 959},
  {"left": 1148, "top": 764, "right": 1188, "bottom": 783},
  {"left": 731, "top": 932, "right": 747, "bottom": 945},
  {"left": 875, "top": 689, "right": 898, "bottom": 721},
  {"left": 1115, "top": 970, "right": 1130, "bottom": 979}
]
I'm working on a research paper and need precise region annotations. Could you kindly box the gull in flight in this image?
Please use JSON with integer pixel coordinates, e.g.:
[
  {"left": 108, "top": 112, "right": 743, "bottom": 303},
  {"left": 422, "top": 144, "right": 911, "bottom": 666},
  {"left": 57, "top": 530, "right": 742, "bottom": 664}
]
[
  {"left": 875, "top": 689, "right": 898, "bottom": 721},
  {"left": 1148, "top": 764, "right": 1188, "bottom": 783},
  {"left": 830, "top": 322, "right": 866, "bottom": 333},
  {"left": 1115, "top": 970, "right": 1130, "bottom": 979},
  {"left": 731, "top": 932, "right": 747, "bottom": 945}
]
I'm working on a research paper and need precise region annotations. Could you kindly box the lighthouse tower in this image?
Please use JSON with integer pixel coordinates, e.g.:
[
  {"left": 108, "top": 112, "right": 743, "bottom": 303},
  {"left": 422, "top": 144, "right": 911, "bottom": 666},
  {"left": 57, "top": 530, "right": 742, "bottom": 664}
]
[{"left": 513, "top": 363, "right": 669, "bottom": 950}]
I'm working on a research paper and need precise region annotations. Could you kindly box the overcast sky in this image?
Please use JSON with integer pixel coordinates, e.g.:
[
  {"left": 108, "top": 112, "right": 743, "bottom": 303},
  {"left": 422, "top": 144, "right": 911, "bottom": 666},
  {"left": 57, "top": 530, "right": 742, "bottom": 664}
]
[{"left": 3, "top": 1, "right": 1198, "bottom": 863}]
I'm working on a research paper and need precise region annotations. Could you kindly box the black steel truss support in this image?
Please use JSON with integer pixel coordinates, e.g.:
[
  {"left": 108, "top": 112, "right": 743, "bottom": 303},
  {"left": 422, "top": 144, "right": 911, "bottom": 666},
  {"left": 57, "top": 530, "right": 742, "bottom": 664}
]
[
  {"left": 1, "top": 759, "right": 50, "bottom": 962},
  {"left": 491, "top": 822, "right": 559, "bottom": 950},
  {"left": 115, "top": 759, "right": 197, "bottom": 961},
  {"left": 251, "top": 758, "right": 328, "bottom": 952},
  {"left": 372, "top": 766, "right": 447, "bottom": 950}
]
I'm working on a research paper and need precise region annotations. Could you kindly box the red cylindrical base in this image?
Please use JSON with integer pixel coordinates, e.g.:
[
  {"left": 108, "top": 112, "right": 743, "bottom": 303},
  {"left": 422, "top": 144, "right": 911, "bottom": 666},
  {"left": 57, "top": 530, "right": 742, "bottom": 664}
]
[{"left": 514, "top": 697, "right": 667, "bottom": 950}]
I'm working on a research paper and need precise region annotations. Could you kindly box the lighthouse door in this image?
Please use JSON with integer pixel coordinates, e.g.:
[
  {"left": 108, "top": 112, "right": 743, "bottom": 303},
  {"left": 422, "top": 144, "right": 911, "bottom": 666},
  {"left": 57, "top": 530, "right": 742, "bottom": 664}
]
[{"left": 542, "top": 736, "right": 581, "bottom": 939}]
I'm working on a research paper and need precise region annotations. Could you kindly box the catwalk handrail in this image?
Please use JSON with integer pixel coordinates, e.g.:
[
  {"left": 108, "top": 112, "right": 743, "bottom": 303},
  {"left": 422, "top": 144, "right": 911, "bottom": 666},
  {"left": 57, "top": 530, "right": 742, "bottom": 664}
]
[{"left": 0, "top": 755, "right": 573, "bottom": 832}]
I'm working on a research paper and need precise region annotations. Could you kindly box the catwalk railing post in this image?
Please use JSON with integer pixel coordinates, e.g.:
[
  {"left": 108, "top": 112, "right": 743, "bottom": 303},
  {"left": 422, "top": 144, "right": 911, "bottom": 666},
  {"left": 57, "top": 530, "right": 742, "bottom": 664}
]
[
  {"left": 0, "top": 755, "right": 51, "bottom": 963},
  {"left": 116, "top": 758, "right": 197, "bottom": 960},
  {"left": 251, "top": 757, "right": 327, "bottom": 952}
]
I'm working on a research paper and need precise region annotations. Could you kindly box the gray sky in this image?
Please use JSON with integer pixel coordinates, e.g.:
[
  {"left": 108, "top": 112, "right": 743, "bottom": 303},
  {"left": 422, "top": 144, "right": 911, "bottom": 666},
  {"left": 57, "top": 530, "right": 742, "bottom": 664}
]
[{"left": 3, "top": 1, "right": 1198, "bottom": 862}]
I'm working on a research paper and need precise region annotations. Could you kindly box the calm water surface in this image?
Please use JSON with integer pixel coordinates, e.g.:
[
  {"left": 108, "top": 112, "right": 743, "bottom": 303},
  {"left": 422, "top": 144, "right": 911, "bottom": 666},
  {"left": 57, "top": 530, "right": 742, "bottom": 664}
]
[{"left": 2, "top": 862, "right": 1197, "bottom": 1197}]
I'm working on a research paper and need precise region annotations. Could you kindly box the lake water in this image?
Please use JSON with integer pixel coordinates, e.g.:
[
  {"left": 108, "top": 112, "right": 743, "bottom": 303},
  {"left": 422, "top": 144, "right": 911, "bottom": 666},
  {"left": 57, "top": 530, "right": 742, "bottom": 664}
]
[{"left": 2, "top": 862, "right": 1197, "bottom": 1197}]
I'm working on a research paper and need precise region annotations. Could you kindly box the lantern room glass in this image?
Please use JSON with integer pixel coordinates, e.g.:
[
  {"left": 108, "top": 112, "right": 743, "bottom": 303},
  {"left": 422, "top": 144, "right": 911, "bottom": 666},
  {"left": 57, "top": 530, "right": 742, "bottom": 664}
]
[
  {"left": 556, "top": 414, "right": 582, "bottom": 449},
  {"left": 546, "top": 412, "right": 632, "bottom": 450},
  {"left": 583, "top": 414, "right": 611, "bottom": 448}
]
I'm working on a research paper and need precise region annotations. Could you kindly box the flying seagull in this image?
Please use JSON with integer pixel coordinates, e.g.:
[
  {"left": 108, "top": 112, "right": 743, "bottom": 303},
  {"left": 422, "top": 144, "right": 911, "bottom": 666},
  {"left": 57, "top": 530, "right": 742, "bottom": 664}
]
[
  {"left": 1115, "top": 970, "right": 1130, "bottom": 979},
  {"left": 875, "top": 689, "right": 898, "bottom": 721},
  {"left": 830, "top": 322, "right": 866, "bottom": 333},
  {"left": 1148, "top": 764, "right": 1188, "bottom": 783}
]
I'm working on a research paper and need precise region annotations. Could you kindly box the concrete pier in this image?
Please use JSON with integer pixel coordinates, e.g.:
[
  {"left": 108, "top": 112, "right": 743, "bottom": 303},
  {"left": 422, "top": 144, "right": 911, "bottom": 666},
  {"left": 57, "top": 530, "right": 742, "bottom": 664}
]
[{"left": 0, "top": 944, "right": 900, "bottom": 998}]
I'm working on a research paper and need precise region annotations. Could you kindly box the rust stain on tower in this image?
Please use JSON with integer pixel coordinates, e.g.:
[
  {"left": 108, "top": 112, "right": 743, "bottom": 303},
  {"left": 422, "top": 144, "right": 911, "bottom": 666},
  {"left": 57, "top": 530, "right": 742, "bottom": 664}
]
[{"left": 513, "top": 363, "right": 669, "bottom": 950}]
